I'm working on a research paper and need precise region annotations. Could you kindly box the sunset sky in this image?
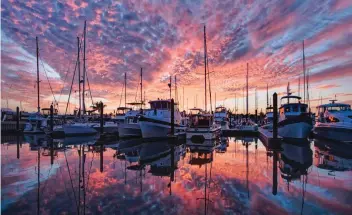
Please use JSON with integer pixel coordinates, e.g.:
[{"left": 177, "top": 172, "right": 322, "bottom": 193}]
[{"left": 1, "top": 0, "right": 352, "bottom": 114}]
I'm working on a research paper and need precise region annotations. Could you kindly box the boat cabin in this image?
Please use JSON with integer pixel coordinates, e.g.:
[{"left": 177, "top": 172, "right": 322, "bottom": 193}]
[
  {"left": 279, "top": 95, "right": 308, "bottom": 116},
  {"left": 189, "top": 114, "right": 214, "bottom": 128},
  {"left": 149, "top": 99, "right": 177, "bottom": 110},
  {"left": 316, "top": 100, "right": 351, "bottom": 123},
  {"left": 116, "top": 107, "right": 132, "bottom": 116},
  {"left": 215, "top": 106, "right": 226, "bottom": 113},
  {"left": 316, "top": 100, "right": 351, "bottom": 113},
  {"left": 189, "top": 108, "right": 203, "bottom": 115}
]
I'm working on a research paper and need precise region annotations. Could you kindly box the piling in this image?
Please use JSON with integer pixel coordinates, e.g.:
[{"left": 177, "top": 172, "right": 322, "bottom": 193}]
[
  {"left": 255, "top": 109, "right": 258, "bottom": 124},
  {"left": 50, "top": 138, "right": 54, "bottom": 165},
  {"left": 229, "top": 113, "right": 232, "bottom": 127},
  {"left": 273, "top": 93, "right": 278, "bottom": 139},
  {"left": 170, "top": 99, "right": 174, "bottom": 135},
  {"left": 16, "top": 106, "right": 20, "bottom": 131},
  {"left": 100, "top": 102, "right": 104, "bottom": 134}
]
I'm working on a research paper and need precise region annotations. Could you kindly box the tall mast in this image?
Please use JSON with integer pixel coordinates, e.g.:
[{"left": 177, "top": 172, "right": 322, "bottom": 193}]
[
  {"left": 183, "top": 87, "right": 184, "bottom": 111},
  {"left": 169, "top": 76, "right": 172, "bottom": 100},
  {"left": 266, "top": 83, "right": 269, "bottom": 107},
  {"left": 246, "top": 63, "right": 249, "bottom": 118},
  {"left": 36, "top": 36, "right": 40, "bottom": 113},
  {"left": 124, "top": 72, "right": 127, "bottom": 107},
  {"left": 82, "top": 21, "right": 87, "bottom": 115},
  {"left": 303, "top": 40, "right": 306, "bottom": 103},
  {"left": 175, "top": 75, "right": 177, "bottom": 103},
  {"left": 77, "top": 37, "right": 81, "bottom": 117},
  {"left": 203, "top": 25, "right": 207, "bottom": 112},
  {"left": 140, "top": 68, "right": 143, "bottom": 109},
  {"left": 215, "top": 92, "right": 216, "bottom": 108}
]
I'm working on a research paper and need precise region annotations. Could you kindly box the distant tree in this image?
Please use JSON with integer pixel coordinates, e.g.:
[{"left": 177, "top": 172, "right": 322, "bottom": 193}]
[{"left": 90, "top": 101, "right": 107, "bottom": 113}]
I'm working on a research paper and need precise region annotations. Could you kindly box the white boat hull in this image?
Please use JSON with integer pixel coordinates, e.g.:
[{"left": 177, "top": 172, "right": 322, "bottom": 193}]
[
  {"left": 313, "top": 123, "right": 352, "bottom": 143},
  {"left": 186, "top": 128, "right": 221, "bottom": 140},
  {"left": 278, "top": 122, "right": 312, "bottom": 139},
  {"left": 118, "top": 123, "right": 141, "bottom": 138},
  {"left": 139, "top": 121, "right": 185, "bottom": 139}
]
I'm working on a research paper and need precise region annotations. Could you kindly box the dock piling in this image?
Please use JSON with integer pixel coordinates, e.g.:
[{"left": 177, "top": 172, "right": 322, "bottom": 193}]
[
  {"left": 171, "top": 99, "right": 174, "bottom": 135},
  {"left": 16, "top": 106, "right": 20, "bottom": 131},
  {"left": 273, "top": 93, "right": 278, "bottom": 139},
  {"left": 100, "top": 101, "right": 104, "bottom": 134}
]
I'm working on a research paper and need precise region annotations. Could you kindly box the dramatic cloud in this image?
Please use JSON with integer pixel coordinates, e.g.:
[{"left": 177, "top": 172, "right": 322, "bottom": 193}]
[{"left": 1, "top": 0, "right": 352, "bottom": 112}]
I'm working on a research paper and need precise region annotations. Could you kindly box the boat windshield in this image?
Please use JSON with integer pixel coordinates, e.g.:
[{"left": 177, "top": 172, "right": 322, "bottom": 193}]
[
  {"left": 318, "top": 105, "right": 351, "bottom": 112},
  {"left": 215, "top": 107, "right": 226, "bottom": 113},
  {"left": 190, "top": 115, "right": 212, "bottom": 128},
  {"left": 150, "top": 101, "right": 171, "bottom": 109}
]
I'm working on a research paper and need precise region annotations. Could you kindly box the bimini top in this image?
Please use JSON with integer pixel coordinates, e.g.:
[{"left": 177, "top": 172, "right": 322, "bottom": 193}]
[
  {"left": 215, "top": 106, "right": 226, "bottom": 112},
  {"left": 317, "top": 103, "right": 350, "bottom": 108}
]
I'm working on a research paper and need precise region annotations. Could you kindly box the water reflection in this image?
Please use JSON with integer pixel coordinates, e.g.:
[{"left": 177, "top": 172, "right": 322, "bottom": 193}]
[{"left": 1, "top": 134, "right": 352, "bottom": 214}]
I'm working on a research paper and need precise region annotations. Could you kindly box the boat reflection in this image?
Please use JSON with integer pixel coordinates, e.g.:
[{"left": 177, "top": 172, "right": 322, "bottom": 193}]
[
  {"left": 279, "top": 140, "right": 313, "bottom": 184},
  {"left": 314, "top": 139, "right": 352, "bottom": 172}
]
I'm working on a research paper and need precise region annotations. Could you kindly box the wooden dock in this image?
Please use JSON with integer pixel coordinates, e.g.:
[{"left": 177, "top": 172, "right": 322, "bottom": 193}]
[{"left": 258, "top": 127, "right": 282, "bottom": 150}]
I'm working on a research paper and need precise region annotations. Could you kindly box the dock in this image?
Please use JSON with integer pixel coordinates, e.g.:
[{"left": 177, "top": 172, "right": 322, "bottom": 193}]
[
  {"left": 1, "top": 121, "right": 26, "bottom": 134},
  {"left": 222, "top": 128, "right": 259, "bottom": 137},
  {"left": 258, "top": 127, "right": 282, "bottom": 150}
]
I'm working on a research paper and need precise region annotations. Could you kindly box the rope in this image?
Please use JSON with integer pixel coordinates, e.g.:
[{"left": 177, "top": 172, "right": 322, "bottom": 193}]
[
  {"left": 65, "top": 58, "right": 78, "bottom": 116},
  {"left": 39, "top": 55, "right": 57, "bottom": 105}
]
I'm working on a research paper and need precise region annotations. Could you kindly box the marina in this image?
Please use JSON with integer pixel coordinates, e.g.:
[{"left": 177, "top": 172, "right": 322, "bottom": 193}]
[{"left": 1, "top": 0, "right": 352, "bottom": 214}]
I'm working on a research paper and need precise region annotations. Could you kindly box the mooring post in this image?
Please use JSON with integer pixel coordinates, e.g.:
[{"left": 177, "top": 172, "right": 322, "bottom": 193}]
[
  {"left": 229, "top": 113, "right": 232, "bottom": 127},
  {"left": 255, "top": 109, "right": 258, "bottom": 124},
  {"left": 273, "top": 93, "right": 278, "bottom": 139},
  {"left": 170, "top": 99, "right": 175, "bottom": 136},
  {"left": 16, "top": 106, "right": 20, "bottom": 131},
  {"left": 100, "top": 101, "right": 104, "bottom": 134}
]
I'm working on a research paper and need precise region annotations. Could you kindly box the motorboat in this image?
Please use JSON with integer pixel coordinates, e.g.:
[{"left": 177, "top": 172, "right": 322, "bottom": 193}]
[
  {"left": 278, "top": 85, "right": 313, "bottom": 139},
  {"left": 214, "top": 106, "right": 229, "bottom": 130},
  {"left": 313, "top": 100, "right": 352, "bottom": 143},
  {"left": 186, "top": 109, "right": 221, "bottom": 141},
  {"left": 118, "top": 103, "right": 143, "bottom": 138},
  {"left": 23, "top": 112, "right": 48, "bottom": 134},
  {"left": 139, "top": 99, "right": 186, "bottom": 139}
]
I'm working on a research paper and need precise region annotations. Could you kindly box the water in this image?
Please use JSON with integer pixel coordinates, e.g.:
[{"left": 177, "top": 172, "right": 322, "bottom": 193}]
[{"left": 1, "top": 135, "right": 352, "bottom": 214}]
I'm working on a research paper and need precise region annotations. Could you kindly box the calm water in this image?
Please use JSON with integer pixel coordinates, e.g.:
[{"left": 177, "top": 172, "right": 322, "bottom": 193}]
[{"left": 1, "top": 135, "right": 352, "bottom": 215}]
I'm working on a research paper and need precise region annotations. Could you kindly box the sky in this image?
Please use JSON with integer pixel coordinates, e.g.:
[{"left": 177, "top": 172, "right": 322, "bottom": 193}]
[{"left": 1, "top": 0, "right": 352, "bottom": 114}]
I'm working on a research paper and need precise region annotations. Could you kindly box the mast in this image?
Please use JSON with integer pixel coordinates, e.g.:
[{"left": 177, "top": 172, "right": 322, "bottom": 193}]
[
  {"left": 203, "top": 25, "right": 207, "bottom": 112},
  {"left": 169, "top": 76, "right": 172, "bottom": 100},
  {"left": 124, "top": 72, "right": 127, "bottom": 107},
  {"left": 183, "top": 87, "right": 184, "bottom": 111},
  {"left": 82, "top": 21, "right": 87, "bottom": 115},
  {"left": 140, "top": 68, "right": 143, "bottom": 109},
  {"left": 175, "top": 75, "right": 177, "bottom": 103},
  {"left": 77, "top": 37, "right": 81, "bottom": 117},
  {"left": 303, "top": 40, "right": 306, "bottom": 104},
  {"left": 215, "top": 93, "right": 216, "bottom": 108},
  {"left": 266, "top": 83, "right": 269, "bottom": 107},
  {"left": 36, "top": 37, "right": 40, "bottom": 113},
  {"left": 246, "top": 63, "right": 249, "bottom": 118}
]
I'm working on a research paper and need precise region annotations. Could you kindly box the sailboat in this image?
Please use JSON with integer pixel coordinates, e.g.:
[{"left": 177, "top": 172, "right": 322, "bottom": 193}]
[
  {"left": 23, "top": 37, "right": 48, "bottom": 134},
  {"left": 118, "top": 68, "right": 144, "bottom": 138},
  {"left": 52, "top": 21, "right": 97, "bottom": 137},
  {"left": 186, "top": 25, "right": 221, "bottom": 141}
]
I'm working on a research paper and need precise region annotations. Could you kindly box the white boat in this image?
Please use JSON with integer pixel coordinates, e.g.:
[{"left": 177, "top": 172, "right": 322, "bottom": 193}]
[
  {"left": 23, "top": 112, "right": 48, "bottom": 134},
  {"left": 186, "top": 108, "right": 221, "bottom": 141},
  {"left": 51, "top": 122, "right": 97, "bottom": 137},
  {"left": 139, "top": 99, "right": 186, "bottom": 139},
  {"left": 118, "top": 103, "right": 143, "bottom": 138},
  {"left": 112, "top": 107, "right": 131, "bottom": 125},
  {"left": 313, "top": 100, "right": 352, "bottom": 143},
  {"left": 214, "top": 106, "right": 229, "bottom": 130},
  {"left": 278, "top": 85, "right": 313, "bottom": 139}
]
